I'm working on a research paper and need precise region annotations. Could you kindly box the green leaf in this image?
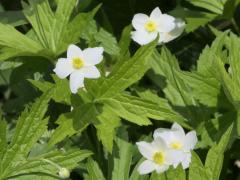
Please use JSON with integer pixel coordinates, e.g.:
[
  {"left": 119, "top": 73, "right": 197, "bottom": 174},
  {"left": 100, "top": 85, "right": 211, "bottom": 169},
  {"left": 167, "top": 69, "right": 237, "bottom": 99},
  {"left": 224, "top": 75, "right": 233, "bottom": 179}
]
[
  {"left": 209, "top": 34, "right": 240, "bottom": 137},
  {"left": 90, "top": 38, "right": 158, "bottom": 99},
  {"left": 197, "top": 33, "right": 228, "bottom": 77},
  {"left": 204, "top": 123, "right": 234, "bottom": 180},
  {"left": 94, "top": 106, "right": 121, "bottom": 152},
  {"left": 10, "top": 93, "right": 52, "bottom": 152},
  {"left": 0, "top": 119, "right": 7, "bottom": 158},
  {"left": 62, "top": 5, "right": 101, "bottom": 52},
  {"left": 177, "top": 71, "right": 220, "bottom": 107},
  {"left": 223, "top": 0, "right": 240, "bottom": 19},
  {"left": 167, "top": 166, "right": 186, "bottom": 180},
  {"left": 111, "top": 128, "right": 134, "bottom": 180},
  {"left": 0, "top": 11, "right": 27, "bottom": 26},
  {"left": 189, "top": 152, "right": 210, "bottom": 180},
  {"left": 170, "top": 7, "right": 217, "bottom": 33},
  {"left": 84, "top": 158, "right": 106, "bottom": 180},
  {"left": 94, "top": 28, "right": 120, "bottom": 56},
  {"left": 23, "top": 0, "right": 76, "bottom": 53},
  {"left": 118, "top": 25, "right": 132, "bottom": 59},
  {"left": 100, "top": 94, "right": 151, "bottom": 126},
  {"left": 224, "top": 33, "right": 240, "bottom": 89},
  {"left": 0, "top": 89, "right": 53, "bottom": 178},
  {"left": 49, "top": 103, "right": 98, "bottom": 145},
  {"left": 186, "top": 0, "right": 225, "bottom": 14},
  {"left": 0, "top": 23, "right": 50, "bottom": 61},
  {"left": 12, "top": 0, "right": 99, "bottom": 60},
  {"left": 200, "top": 112, "right": 235, "bottom": 148},
  {"left": 129, "top": 158, "right": 148, "bottom": 180},
  {"left": 48, "top": 113, "right": 77, "bottom": 146},
  {"left": 22, "top": 0, "right": 55, "bottom": 49},
  {"left": 8, "top": 149, "right": 92, "bottom": 179},
  {"left": 213, "top": 55, "right": 240, "bottom": 109},
  {"left": 6, "top": 173, "right": 59, "bottom": 180},
  {"left": 99, "top": 92, "right": 188, "bottom": 127},
  {"left": 52, "top": 0, "right": 77, "bottom": 52},
  {"left": 149, "top": 48, "right": 203, "bottom": 126},
  {"left": 30, "top": 75, "right": 71, "bottom": 105},
  {"left": 150, "top": 166, "right": 185, "bottom": 180}
]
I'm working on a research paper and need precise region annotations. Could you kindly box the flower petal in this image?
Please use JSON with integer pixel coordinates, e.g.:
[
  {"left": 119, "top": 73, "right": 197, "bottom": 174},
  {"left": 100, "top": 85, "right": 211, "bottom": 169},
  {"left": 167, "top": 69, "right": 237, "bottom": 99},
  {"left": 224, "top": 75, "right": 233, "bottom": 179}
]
[
  {"left": 150, "top": 7, "right": 162, "bottom": 20},
  {"left": 151, "top": 137, "right": 167, "bottom": 151},
  {"left": 132, "top": 13, "right": 149, "bottom": 31},
  {"left": 153, "top": 128, "right": 172, "bottom": 140},
  {"left": 155, "top": 165, "right": 169, "bottom": 174},
  {"left": 181, "top": 152, "right": 192, "bottom": 169},
  {"left": 165, "top": 149, "right": 184, "bottom": 165},
  {"left": 67, "top": 44, "right": 83, "bottom": 59},
  {"left": 159, "top": 32, "right": 174, "bottom": 44},
  {"left": 69, "top": 71, "right": 84, "bottom": 94},
  {"left": 171, "top": 123, "right": 185, "bottom": 137},
  {"left": 156, "top": 14, "right": 175, "bottom": 32},
  {"left": 80, "top": 66, "right": 101, "bottom": 79},
  {"left": 131, "top": 31, "right": 158, "bottom": 45},
  {"left": 153, "top": 128, "right": 179, "bottom": 146},
  {"left": 138, "top": 160, "right": 156, "bottom": 175},
  {"left": 184, "top": 131, "right": 198, "bottom": 150},
  {"left": 53, "top": 58, "right": 74, "bottom": 79},
  {"left": 82, "top": 47, "right": 104, "bottom": 66},
  {"left": 136, "top": 141, "right": 155, "bottom": 160},
  {"left": 159, "top": 19, "right": 185, "bottom": 43}
]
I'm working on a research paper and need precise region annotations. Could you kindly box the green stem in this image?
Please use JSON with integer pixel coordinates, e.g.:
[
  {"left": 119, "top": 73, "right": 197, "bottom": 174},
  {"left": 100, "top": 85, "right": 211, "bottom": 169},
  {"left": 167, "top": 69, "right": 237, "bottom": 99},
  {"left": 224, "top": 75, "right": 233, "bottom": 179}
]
[{"left": 164, "top": 172, "right": 168, "bottom": 180}]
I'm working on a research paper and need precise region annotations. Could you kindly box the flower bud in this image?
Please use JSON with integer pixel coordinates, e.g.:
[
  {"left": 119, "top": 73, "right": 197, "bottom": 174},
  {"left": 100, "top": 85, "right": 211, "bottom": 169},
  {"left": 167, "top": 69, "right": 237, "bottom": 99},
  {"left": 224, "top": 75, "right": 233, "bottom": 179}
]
[{"left": 58, "top": 168, "right": 70, "bottom": 179}]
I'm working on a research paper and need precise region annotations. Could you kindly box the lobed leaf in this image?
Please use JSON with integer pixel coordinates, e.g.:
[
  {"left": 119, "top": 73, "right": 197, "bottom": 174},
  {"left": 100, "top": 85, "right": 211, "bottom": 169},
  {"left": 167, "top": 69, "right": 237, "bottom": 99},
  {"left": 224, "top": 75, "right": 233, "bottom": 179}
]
[{"left": 89, "top": 38, "right": 158, "bottom": 99}]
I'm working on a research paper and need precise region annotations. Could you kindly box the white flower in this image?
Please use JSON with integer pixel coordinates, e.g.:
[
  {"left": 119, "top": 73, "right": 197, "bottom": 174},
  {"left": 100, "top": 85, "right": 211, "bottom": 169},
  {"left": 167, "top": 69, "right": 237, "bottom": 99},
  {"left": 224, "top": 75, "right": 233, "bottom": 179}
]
[
  {"left": 153, "top": 123, "right": 198, "bottom": 169},
  {"left": 136, "top": 137, "right": 182, "bottom": 175},
  {"left": 53, "top": 44, "right": 104, "bottom": 93},
  {"left": 131, "top": 7, "right": 185, "bottom": 45}
]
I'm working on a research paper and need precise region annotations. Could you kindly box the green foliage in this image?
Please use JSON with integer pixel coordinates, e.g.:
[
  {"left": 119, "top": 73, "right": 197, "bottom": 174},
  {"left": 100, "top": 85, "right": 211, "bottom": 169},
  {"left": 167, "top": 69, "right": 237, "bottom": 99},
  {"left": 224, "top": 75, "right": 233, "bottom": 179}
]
[
  {"left": 30, "top": 75, "right": 72, "bottom": 105},
  {"left": 84, "top": 158, "right": 106, "bottom": 180},
  {"left": 1, "top": 0, "right": 240, "bottom": 179},
  {"left": 0, "top": 11, "right": 27, "bottom": 26},
  {"left": 170, "top": 0, "right": 240, "bottom": 32},
  {"left": 0, "top": 0, "right": 99, "bottom": 61},
  {"left": 149, "top": 48, "right": 205, "bottom": 127},
  {"left": 170, "top": 7, "right": 217, "bottom": 33},
  {"left": 111, "top": 129, "right": 134, "bottom": 180},
  {"left": 32, "top": 40, "right": 189, "bottom": 151},
  {"left": 94, "top": 106, "right": 121, "bottom": 152},
  {"left": 0, "top": 22, "right": 49, "bottom": 61},
  {"left": 189, "top": 152, "right": 210, "bottom": 180},
  {"left": 0, "top": 90, "right": 92, "bottom": 179},
  {"left": 204, "top": 123, "right": 233, "bottom": 180},
  {"left": 189, "top": 123, "right": 233, "bottom": 180},
  {"left": 89, "top": 38, "right": 158, "bottom": 98},
  {"left": 187, "top": 0, "right": 227, "bottom": 14},
  {"left": 150, "top": 166, "right": 185, "bottom": 180},
  {"left": 49, "top": 103, "right": 98, "bottom": 145},
  {"left": 100, "top": 92, "right": 187, "bottom": 126}
]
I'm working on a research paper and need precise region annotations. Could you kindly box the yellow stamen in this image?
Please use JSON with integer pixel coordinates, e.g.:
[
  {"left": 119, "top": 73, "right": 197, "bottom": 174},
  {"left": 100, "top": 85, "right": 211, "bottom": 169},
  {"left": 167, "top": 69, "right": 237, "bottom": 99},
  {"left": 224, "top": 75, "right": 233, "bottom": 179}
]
[
  {"left": 170, "top": 142, "right": 182, "bottom": 150},
  {"left": 72, "top": 57, "right": 84, "bottom": 69},
  {"left": 153, "top": 152, "right": 165, "bottom": 165},
  {"left": 144, "top": 21, "right": 157, "bottom": 32}
]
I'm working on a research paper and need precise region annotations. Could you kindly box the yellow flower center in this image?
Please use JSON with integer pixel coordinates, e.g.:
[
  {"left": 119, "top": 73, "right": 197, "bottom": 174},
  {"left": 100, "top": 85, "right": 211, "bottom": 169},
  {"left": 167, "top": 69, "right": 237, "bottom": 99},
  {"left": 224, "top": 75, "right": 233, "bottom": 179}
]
[
  {"left": 72, "top": 57, "right": 84, "bottom": 69},
  {"left": 153, "top": 152, "right": 165, "bottom": 165},
  {"left": 170, "top": 142, "right": 182, "bottom": 150},
  {"left": 144, "top": 21, "right": 157, "bottom": 32}
]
